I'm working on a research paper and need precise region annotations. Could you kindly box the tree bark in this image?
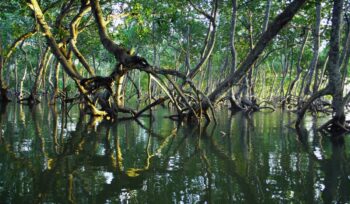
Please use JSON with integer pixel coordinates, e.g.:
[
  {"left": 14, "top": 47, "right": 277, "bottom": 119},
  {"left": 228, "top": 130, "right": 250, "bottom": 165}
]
[
  {"left": 27, "top": 0, "right": 107, "bottom": 116},
  {"left": 327, "top": 0, "right": 345, "bottom": 124},
  {"left": 187, "top": 0, "right": 218, "bottom": 80},
  {"left": 205, "top": 0, "right": 307, "bottom": 109},
  {"left": 90, "top": 0, "right": 146, "bottom": 68},
  {"left": 50, "top": 60, "right": 60, "bottom": 104},
  {"left": 69, "top": 2, "right": 95, "bottom": 77},
  {"left": 27, "top": 0, "right": 83, "bottom": 80},
  {"left": 286, "top": 28, "right": 309, "bottom": 103},
  {"left": 230, "top": 0, "right": 237, "bottom": 73},
  {"left": 32, "top": 47, "right": 51, "bottom": 98},
  {"left": 279, "top": 49, "right": 291, "bottom": 99},
  {"left": 0, "top": 35, "right": 9, "bottom": 102},
  {"left": 0, "top": 28, "right": 37, "bottom": 102},
  {"left": 296, "top": 0, "right": 345, "bottom": 129},
  {"left": 303, "top": 0, "right": 321, "bottom": 96},
  {"left": 262, "top": 0, "right": 272, "bottom": 33}
]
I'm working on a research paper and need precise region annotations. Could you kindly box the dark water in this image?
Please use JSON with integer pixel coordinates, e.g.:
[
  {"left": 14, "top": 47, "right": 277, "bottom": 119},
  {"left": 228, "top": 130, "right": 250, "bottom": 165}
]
[{"left": 0, "top": 103, "right": 349, "bottom": 203}]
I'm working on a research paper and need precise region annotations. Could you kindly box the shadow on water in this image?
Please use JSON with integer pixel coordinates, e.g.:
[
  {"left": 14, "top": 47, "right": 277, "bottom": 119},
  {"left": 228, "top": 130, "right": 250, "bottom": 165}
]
[
  {"left": 296, "top": 120, "right": 350, "bottom": 204},
  {"left": 0, "top": 103, "right": 349, "bottom": 203}
]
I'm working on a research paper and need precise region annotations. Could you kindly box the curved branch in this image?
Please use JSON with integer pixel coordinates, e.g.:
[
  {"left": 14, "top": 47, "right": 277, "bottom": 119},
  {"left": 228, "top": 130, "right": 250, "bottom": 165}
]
[
  {"left": 4, "top": 28, "right": 38, "bottom": 65},
  {"left": 90, "top": 0, "right": 131, "bottom": 65},
  {"left": 295, "top": 87, "right": 331, "bottom": 127},
  {"left": 27, "top": 0, "right": 83, "bottom": 80},
  {"left": 69, "top": 2, "right": 95, "bottom": 76},
  {"left": 188, "top": 0, "right": 215, "bottom": 22}
]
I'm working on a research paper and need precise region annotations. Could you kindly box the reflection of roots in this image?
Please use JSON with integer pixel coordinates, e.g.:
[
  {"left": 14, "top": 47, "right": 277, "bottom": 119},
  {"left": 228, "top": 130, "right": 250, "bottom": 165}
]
[
  {"left": 219, "top": 96, "right": 275, "bottom": 113},
  {"left": 19, "top": 93, "right": 40, "bottom": 105},
  {"left": 318, "top": 118, "right": 350, "bottom": 135},
  {"left": 0, "top": 87, "right": 11, "bottom": 102}
]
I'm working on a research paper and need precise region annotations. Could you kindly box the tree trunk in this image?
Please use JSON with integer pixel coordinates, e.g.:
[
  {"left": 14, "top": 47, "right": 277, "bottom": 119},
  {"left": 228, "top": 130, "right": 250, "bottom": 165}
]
[
  {"left": 247, "top": 10, "right": 255, "bottom": 101},
  {"left": 69, "top": 2, "right": 95, "bottom": 77},
  {"left": 28, "top": 0, "right": 107, "bottom": 116},
  {"left": 27, "top": 0, "right": 83, "bottom": 80},
  {"left": 14, "top": 59, "right": 18, "bottom": 95},
  {"left": 0, "top": 35, "right": 9, "bottom": 102},
  {"left": 262, "top": 0, "right": 272, "bottom": 32},
  {"left": 18, "top": 65, "right": 27, "bottom": 101},
  {"left": 228, "top": 0, "right": 241, "bottom": 111},
  {"left": 113, "top": 65, "right": 126, "bottom": 108},
  {"left": 303, "top": 0, "right": 321, "bottom": 96},
  {"left": 23, "top": 47, "right": 51, "bottom": 104},
  {"left": 327, "top": 0, "right": 345, "bottom": 125},
  {"left": 286, "top": 28, "right": 309, "bottom": 104},
  {"left": 50, "top": 60, "right": 60, "bottom": 104},
  {"left": 185, "top": 25, "right": 191, "bottom": 74},
  {"left": 313, "top": 56, "right": 328, "bottom": 92},
  {"left": 296, "top": 0, "right": 345, "bottom": 129},
  {"left": 91, "top": 0, "right": 147, "bottom": 68},
  {"left": 187, "top": 0, "right": 218, "bottom": 80},
  {"left": 205, "top": 0, "right": 307, "bottom": 109},
  {"left": 230, "top": 0, "right": 237, "bottom": 73},
  {"left": 279, "top": 49, "right": 291, "bottom": 99}
]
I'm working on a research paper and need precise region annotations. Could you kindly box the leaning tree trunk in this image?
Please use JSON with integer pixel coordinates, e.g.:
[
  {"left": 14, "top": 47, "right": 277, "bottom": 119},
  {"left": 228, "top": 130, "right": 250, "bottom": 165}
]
[{"left": 204, "top": 0, "right": 307, "bottom": 110}]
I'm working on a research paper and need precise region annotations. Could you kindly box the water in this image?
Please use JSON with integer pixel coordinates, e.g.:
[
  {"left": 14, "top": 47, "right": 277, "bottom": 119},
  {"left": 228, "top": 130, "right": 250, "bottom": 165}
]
[{"left": 0, "top": 103, "right": 349, "bottom": 203}]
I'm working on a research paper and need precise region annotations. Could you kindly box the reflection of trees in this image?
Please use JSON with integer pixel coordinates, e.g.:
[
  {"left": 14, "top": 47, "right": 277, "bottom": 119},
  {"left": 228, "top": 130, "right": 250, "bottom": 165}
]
[
  {"left": 1, "top": 106, "right": 350, "bottom": 203},
  {"left": 0, "top": 104, "right": 180, "bottom": 203},
  {"left": 0, "top": 103, "right": 7, "bottom": 144},
  {"left": 92, "top": 120, "right": 178, "bottom": 203},
  {"left": 296, "top": 123, "right": 350, "bottom": 203},
  {"left": 203, "top": 111, "right": 350, "bottom": 203},
  {"left": 202, "top": 116, "right": 258, "bottom": 203}
]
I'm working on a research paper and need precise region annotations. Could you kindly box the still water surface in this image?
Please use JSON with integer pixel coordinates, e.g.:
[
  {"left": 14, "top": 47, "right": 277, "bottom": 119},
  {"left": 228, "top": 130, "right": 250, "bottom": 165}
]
[{"left": 0, "top": 103, "right": 349, "bottom": 203}]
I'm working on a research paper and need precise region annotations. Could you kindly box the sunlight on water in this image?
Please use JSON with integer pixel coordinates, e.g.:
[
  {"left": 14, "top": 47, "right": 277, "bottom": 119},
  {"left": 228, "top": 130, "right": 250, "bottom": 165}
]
[{"left": 313, "top": 147, "right": 324, "bottom": 160}]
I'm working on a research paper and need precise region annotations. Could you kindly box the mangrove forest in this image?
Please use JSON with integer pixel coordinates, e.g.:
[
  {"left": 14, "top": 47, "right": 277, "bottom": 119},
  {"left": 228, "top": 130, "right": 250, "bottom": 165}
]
[{"left": 0, "top": 0, "right": 350, "bottom": 203}]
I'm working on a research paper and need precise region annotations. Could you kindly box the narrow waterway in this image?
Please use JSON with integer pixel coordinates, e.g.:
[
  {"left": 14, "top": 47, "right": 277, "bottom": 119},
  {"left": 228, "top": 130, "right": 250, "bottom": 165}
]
[{"left": 0, "top": 103, "right": 349, "bottom": 203}]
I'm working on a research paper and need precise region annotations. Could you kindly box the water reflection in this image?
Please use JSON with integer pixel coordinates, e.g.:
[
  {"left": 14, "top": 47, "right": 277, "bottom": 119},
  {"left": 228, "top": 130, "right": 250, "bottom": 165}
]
[
  {"left": 296, "top": 123, "right": 350, "bottom": 203},
  {"left": 0, "top": 104, "right": 349, "bottom": 203}
]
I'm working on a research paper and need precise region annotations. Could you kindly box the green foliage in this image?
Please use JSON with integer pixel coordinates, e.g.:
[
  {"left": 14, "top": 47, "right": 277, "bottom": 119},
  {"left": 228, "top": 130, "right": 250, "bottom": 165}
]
[{"left": 1, "top": 0, "right": 349, "bottom": 102}]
